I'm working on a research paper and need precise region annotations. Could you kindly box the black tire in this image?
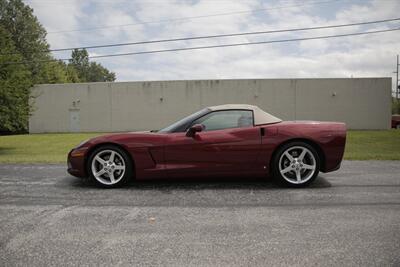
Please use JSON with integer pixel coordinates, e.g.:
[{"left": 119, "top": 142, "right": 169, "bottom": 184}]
[
  {"left": 87, "top": 145, "right": 133, "bottom": 188},
  {"left": 272, "top": 141, "right": 320, "bottom": 188}
]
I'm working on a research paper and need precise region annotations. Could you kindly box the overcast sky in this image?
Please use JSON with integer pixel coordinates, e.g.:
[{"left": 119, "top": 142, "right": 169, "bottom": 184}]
[{"left": 25, "top": 0, "right": 400, "bottom": 91}]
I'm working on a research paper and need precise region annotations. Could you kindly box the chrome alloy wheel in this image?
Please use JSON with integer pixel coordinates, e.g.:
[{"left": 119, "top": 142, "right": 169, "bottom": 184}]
[
  {"left": 278, "top": 146, "right": 316, "bottom": 185},
  {"left": 91, "top": 150, "right": 126, "bottom": 185}
]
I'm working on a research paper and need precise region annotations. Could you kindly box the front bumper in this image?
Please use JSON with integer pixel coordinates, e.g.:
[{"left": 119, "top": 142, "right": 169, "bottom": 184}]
[{"left": 67, "top": 147, "right": 88, "bottom": 178}]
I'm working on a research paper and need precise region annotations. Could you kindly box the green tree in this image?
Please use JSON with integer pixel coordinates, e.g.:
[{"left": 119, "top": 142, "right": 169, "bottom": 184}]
[
  {"left": 65, "top": 64, "right": 81, "bottom": 83},
  {"left": 87, "top": 62, "right": 116, "bottom": 82},
  {"left": 69, "top": 49, "right": 116, "bottom": 82},
  {"left": 38, "top": 60, "right": 81, "bottom": 84},
  {"left": 0, "top": 26, "right": 32, "bottom": 132},
  {"left": 0, "top": 0, "right": 51, "bottom": 84},
  {"left": 0, "top": 0, "right": 80, "bottom": 133},
  {"left": 69, "top": 49, "right": 89, "bottom": 82},
  {"left": 0, "top": 0, "right": 116, "bottom": 133},
  {"left": 393, "top": 97, "right": 400, "bottom": 115}
]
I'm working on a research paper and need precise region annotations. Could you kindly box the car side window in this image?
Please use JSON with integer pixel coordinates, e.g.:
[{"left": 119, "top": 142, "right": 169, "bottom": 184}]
[{"left": 191, "top": 110, "right": 253, "bottom": 131}]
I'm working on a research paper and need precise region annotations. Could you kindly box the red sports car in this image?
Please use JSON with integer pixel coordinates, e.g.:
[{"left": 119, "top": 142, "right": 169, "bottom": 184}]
[{"left": 67, "top": 104, "right": 346, "bottom": 188}]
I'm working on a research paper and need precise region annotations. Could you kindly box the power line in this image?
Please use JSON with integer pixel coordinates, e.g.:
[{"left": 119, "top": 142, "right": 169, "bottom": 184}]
[
  {"left": 44, "top": 0, "right": 341, "bottom": 34},
  {"left": 88, "top": 27, "right": 400, "bottom": 59},
  {"left": 1, "top": 26, "right": 399, "bottom": 66},
  {"left": 2, "top": 17, "right": 399, "bottom": 56},
  {"left": 43, "top": 17, "right": 400, "bottom": 52}
]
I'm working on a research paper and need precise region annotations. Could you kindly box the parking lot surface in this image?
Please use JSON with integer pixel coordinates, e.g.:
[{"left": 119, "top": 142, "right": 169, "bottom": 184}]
[{"left": 0, "top": 161, "right": 399, "bottom": 266}]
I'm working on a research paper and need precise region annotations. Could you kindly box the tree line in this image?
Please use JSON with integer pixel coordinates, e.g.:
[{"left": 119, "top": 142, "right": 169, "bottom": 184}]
[{"left": 0, "top": 0, "right": 116, "bottom": 133}]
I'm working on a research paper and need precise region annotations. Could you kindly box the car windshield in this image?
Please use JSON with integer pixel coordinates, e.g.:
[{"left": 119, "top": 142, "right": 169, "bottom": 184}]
[{"left": 158, "top": 108, "right": 209, "bottom": 133}]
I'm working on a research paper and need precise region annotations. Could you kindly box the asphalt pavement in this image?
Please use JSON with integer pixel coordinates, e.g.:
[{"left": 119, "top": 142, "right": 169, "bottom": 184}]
[{"left": 0, "top": 161, "right": 399, "bottom": 266}]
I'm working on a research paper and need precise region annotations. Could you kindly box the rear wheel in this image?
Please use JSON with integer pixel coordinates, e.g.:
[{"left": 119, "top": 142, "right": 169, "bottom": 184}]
[
  {"left": 272, "top": 142, "right": 320, "bottom": 187},
  {"left": 87, "top": 145, "right": 132, "bottom": 188}
]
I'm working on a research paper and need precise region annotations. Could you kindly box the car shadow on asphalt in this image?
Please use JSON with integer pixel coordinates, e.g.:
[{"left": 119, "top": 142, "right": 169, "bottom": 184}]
[{"left": 67, "top": 175, "right": 332, "bottom": 190}]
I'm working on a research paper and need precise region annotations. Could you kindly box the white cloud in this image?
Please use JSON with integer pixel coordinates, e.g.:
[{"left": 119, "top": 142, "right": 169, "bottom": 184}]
[
  {"left": 27, "top": 0, "right": 82, "bottom": 48},
  {"left": 25, "top": 0, "right": 400, "bottom": 92}
]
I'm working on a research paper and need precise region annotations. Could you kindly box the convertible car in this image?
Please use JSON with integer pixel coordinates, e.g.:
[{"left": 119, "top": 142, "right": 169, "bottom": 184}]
[{"left": 68, "top": 104, "right": 346, "bottom": 188}]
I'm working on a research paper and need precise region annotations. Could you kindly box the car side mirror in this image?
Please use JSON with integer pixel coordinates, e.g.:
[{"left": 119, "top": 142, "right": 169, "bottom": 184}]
[{"left": 186, "top": 124, "right": 204, "bottom": 137}]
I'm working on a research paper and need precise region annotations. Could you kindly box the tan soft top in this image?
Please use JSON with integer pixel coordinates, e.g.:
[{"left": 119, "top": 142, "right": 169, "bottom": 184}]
[{"left": 208, "top": 104, "right": 282, "bottom": 125}]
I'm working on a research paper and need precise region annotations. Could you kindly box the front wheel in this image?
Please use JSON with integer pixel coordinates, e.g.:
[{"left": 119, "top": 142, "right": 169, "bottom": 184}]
[
  {"left": 87, "top": 145, "right": 133, "bottom": 188},
  {"left": 272, "top": 142, "right": 320, "bottom": 187}
]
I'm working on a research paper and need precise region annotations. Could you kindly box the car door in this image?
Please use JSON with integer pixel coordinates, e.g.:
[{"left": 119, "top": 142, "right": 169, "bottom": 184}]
[{"left": 163, "top": 110, "right": 262, "bottom": 177}]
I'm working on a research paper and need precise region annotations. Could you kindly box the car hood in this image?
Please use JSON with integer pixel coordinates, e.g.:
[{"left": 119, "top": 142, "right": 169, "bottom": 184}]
[{"left": 81, "top": 130, "right": 166, "bottom": 149}]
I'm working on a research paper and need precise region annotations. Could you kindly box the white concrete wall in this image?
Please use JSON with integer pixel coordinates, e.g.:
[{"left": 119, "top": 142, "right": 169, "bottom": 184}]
[{"left": 29, "top": 78, "right": 392, "bottom": 133}]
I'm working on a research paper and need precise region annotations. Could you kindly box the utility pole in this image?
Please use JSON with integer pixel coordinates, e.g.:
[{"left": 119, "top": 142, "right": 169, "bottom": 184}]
[{"left": 396, "top": 55, "right": 399, "bottom": 99}]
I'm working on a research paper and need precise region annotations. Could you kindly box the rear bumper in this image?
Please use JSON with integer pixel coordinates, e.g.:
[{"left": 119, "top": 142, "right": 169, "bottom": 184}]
[
  {"left": 321, "top": 124, "right": 346, "bottom": 173},
  {"left": 67, "top": 148, "right": 88, "bottom": 178}
]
